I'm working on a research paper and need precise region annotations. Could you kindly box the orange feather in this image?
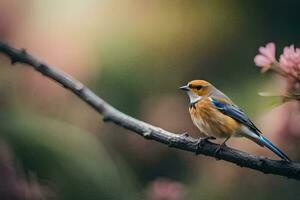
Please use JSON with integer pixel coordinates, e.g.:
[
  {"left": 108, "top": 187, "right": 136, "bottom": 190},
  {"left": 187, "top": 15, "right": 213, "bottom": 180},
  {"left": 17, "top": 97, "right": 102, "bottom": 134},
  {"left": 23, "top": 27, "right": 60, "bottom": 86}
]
[{"left": 189, "top": 97, "right": 240, "bottom": 138}]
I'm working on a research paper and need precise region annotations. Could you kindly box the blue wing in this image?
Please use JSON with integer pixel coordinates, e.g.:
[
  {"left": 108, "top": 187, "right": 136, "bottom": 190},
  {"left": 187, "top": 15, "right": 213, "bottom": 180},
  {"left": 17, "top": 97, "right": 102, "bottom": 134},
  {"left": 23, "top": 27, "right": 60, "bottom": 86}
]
[
  {"left": 210, "top": 98, "right": 261, "bottom": 135},
  {"left": 210, "top": 97, "right": 291, "bottom": 161}
]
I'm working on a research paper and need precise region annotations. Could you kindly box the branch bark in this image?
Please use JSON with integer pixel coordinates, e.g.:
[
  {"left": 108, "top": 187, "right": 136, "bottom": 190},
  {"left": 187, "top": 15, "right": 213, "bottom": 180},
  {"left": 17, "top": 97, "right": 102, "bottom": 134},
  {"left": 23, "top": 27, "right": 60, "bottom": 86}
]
[{"left": 0, "top": 42, "right": 299, "bottom": 180}]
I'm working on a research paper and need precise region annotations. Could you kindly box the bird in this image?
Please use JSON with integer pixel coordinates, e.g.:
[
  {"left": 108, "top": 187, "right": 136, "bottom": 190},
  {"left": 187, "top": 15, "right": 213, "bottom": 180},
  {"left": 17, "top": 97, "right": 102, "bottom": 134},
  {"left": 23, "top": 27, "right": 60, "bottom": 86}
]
[{"left": 180, "top": 79, "right": 291, "bottom": 162}]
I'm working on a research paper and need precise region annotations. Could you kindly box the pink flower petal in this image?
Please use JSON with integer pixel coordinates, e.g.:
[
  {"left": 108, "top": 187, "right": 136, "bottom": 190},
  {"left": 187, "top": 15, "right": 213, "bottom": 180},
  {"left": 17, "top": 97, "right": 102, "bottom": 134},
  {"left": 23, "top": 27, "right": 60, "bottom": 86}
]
[
  {"left": 279, "top": 44, "right": 300, "bottom": 71},
  {"left": 259, "top": 42, "right": 276, "bottom": 61},
  {"left": 283, "top": 45, "right": 294, "bottom": 58},
  {"left": 254, "top": 55, "right": 271, "bottom": 67},
  {"left": 280, "top": 55, "right": 293, "bottom": 69}
]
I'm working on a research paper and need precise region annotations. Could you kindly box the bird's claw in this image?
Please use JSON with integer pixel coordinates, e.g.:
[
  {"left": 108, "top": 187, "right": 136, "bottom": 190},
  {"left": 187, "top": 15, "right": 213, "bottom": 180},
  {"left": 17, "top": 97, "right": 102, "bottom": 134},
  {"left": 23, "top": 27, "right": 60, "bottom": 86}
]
[
  {"left": 207, "top": 136, "right": 216, "bottom": 141},
  {"left": 195, "top": 136, "right": 216, "bottom": 155},
  {"left": 214, "top": 143, "right": 227, "bottom": 160},
  {"left": 179, "top": 132, "right": 189, "bottom": 137}
]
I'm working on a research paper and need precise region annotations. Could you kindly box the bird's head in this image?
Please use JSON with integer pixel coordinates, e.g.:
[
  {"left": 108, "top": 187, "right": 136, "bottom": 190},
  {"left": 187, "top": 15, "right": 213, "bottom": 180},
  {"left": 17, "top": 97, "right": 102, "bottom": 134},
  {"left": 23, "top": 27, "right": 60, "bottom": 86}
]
[{"left": 180, "top": 80, "right": 212, "bottom": 103}]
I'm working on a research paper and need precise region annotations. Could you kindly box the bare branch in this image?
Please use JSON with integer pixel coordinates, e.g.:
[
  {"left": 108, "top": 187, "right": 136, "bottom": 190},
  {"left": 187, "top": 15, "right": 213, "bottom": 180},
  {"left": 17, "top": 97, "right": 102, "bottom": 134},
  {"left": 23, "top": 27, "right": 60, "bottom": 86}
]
[{"left": 0, "top": 42, "right": 299, "bottom": 180}]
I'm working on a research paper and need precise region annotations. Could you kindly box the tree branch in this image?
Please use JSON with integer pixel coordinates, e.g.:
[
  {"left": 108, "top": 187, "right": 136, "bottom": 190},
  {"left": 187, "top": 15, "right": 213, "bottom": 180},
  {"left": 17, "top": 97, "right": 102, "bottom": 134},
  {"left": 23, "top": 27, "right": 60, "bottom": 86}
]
[{"left": 0, "top": 42, "right": 299, "bottom": 180}]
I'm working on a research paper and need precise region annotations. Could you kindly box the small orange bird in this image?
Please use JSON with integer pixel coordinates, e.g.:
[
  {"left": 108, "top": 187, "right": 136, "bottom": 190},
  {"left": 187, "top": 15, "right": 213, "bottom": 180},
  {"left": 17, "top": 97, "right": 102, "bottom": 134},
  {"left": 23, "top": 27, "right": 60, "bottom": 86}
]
[{"left": 180, "top": 80, "right": 291, "bottom": 161}]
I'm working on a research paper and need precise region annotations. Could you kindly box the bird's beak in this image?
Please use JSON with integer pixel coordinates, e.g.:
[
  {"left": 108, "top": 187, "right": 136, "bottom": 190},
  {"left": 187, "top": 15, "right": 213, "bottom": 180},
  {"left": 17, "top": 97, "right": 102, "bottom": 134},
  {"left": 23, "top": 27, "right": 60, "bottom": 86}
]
[{"left": 179, "top": 85, "right": 190, "bottom": 91}]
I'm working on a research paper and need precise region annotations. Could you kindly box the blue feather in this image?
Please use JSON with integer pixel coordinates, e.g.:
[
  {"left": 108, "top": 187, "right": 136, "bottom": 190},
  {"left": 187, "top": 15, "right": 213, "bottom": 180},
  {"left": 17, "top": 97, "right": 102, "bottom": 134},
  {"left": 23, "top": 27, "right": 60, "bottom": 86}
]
[
  {"left": 210, "top": 97, "right": 291, "bottom": 161},
  {"left": 210, "top": 98, "right": 225, "bottom": 109},
  {"left": 259, "top": 136, "right": 291, "bottom": 162},
  {"left": 210, "top": 98, "right": 261, "bottom": 135}
]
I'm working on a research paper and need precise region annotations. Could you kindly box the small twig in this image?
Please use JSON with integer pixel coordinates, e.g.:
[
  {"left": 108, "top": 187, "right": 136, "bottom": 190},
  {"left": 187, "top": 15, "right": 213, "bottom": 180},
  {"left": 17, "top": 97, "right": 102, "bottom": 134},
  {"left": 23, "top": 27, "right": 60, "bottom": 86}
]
[{"left": 0, "top": 42, "right": 300, "bottom": 180}]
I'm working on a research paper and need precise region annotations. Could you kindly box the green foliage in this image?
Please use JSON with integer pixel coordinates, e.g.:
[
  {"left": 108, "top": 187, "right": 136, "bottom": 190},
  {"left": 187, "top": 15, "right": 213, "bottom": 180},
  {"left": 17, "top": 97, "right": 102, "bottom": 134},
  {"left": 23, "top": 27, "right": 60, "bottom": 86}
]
[{"left": 0, "top": 109, "right": 139, "bottom": 200}]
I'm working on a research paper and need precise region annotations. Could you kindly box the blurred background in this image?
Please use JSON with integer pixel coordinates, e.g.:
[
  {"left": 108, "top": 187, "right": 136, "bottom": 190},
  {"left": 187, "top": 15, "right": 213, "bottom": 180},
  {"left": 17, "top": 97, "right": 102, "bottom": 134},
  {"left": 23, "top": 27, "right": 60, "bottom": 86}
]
[{"left": 0, "top": 0, "right": 300, "bottom": 199}]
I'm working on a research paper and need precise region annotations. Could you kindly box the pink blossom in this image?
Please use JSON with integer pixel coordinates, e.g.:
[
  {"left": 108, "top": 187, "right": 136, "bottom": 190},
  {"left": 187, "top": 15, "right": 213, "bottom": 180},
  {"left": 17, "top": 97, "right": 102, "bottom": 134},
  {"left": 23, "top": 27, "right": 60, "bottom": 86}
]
[
  {"left": 279, "top": 45, "right": 300, "bottom": 71},
  {"left": 254, "top": 55, "right": 272, "bottom": 68},
  {"left": 146, "top": 178, "right": 186, "bottom": 200},
  {"left": 279, "top": 54, "right": 294, "bottom": 71},
  {"left": 254, "top": 42, "right": 276, "bottom": 70}
]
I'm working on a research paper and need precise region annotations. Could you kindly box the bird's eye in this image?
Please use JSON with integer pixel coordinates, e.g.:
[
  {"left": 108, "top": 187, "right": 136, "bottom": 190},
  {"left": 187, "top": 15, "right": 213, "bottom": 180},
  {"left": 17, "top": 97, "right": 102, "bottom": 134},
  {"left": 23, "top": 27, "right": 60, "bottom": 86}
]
[{"left": 195, "top": 85, "right": 203, "bottom": 90}]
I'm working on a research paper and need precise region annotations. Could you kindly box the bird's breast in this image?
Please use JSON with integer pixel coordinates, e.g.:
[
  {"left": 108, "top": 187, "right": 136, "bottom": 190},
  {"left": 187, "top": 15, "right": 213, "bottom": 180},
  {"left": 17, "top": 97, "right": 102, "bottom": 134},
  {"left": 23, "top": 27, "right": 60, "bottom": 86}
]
[{"left": 189, "top": 98, "right": 240, "bottom": 138}]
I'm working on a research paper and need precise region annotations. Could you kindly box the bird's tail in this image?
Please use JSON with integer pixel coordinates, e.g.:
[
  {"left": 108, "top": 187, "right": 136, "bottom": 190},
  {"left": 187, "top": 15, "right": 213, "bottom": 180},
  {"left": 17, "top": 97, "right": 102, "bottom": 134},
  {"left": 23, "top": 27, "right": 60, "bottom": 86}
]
[{"left": 258, "top": 135, "right": 291, "bottom": 162}]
